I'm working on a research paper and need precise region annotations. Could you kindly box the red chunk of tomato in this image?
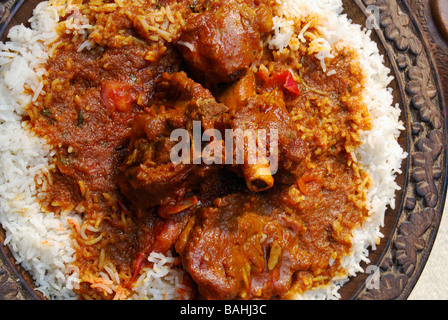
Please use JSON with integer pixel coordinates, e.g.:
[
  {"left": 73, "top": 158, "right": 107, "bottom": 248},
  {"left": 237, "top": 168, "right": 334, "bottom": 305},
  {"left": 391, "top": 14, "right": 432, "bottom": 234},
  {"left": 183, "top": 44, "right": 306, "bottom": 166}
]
[
  {"left": 283, "top": 71, "right": 300, "bottom": 95},
  {"left": 297, "top": 168, "right": 325, "bottom": 195},
  {"left": 256, "top": 69, "right": 300, "bottom": 96},
  {"left": 101, "top": 81, "right": 136, "bottom": 112}
]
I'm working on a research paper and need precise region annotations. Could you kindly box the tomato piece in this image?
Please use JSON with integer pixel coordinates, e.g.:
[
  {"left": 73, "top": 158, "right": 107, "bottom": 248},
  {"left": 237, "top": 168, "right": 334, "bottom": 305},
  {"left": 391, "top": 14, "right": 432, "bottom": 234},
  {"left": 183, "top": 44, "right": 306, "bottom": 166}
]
[
  {"left": 283, "top": 71, "right": 300, "bottom": 95},
  {"left": 271, "top": 70, "right": 289, "bottom": 83},
  {"left": 297, "top": 168, "right": 325, "bottom": 195},
  {"left": 256, "top": 70, "right": 300, "bottom": 95},
  {"left": 101, "top": 81, "right": 136, "bottom": 112}
]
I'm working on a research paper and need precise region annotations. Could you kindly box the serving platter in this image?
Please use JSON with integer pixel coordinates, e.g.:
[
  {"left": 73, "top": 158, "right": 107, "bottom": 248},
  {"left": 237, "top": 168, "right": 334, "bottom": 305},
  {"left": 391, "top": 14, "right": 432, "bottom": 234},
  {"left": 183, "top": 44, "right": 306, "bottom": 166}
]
[{"left": 0, "top": 0, "right": 447, "bottom": 300}]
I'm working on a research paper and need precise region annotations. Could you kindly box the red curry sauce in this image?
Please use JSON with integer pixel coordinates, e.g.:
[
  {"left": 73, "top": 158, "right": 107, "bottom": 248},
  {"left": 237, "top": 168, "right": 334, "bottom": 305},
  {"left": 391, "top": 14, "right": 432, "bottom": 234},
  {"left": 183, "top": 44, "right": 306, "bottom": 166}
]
[{"left": 28, "top": 0, "right": 372, "bottom": 300}]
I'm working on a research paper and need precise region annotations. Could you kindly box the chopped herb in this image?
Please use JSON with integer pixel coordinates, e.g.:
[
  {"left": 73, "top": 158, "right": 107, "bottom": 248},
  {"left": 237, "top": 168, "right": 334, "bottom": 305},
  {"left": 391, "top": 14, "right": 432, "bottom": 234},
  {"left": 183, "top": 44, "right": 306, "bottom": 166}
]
[
  {"left": 40, "top": 108, "right": 56, "bottom": 124},
  {"left": 155, "top": 4, "right": 161, "bottom": 9},
  {"left": 40, "top": 109, "right": 51, "bottom": 117},
  {"left": 77, "top": 110, "right": 85, "bottom": 127},
  {"left": 59, "top": 156, "right": 71, "bottom": 166}
]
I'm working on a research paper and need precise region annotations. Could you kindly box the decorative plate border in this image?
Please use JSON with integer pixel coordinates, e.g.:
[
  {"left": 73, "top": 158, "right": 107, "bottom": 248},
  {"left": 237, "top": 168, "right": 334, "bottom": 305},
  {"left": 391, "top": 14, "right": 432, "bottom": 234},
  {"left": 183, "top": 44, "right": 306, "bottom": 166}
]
[
  {"left": 0, "top": 0, "right": 446, "bottom": 300},
  {"left": 350, "top": 0, "right": 448, "bottom": 300}
]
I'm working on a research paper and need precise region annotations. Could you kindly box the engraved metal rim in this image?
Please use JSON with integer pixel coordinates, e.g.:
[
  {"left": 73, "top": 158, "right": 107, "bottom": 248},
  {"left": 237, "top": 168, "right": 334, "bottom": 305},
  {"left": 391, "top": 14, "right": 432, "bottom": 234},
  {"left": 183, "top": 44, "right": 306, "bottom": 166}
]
[
  {"left": 0, "top": 0, "right": 446, "bottom": 300},
  {"left": 351, "top": 0, "right": 448, "bottom": 300}
]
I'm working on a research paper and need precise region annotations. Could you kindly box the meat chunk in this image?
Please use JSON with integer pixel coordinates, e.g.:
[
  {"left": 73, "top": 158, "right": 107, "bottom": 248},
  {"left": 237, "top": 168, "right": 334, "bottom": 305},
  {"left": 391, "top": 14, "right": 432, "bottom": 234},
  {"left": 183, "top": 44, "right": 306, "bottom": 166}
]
[
  {"left": 117, "top": 72, "right": 228, "bottom": 210},
  {"left": 118, "top": 68, "right": 307, "bottom": 210},
  {"left": 176, "top": 0, "right": 272, "bottom": 85},
  {"left": 231, "top": 89, "right": 307, "bottom": 183},
  {"left": 219, "top": 70, "right": 307, "bottom": 190},
  {"left": 175, "top": 191, "right": 310, "bottom": 299}
]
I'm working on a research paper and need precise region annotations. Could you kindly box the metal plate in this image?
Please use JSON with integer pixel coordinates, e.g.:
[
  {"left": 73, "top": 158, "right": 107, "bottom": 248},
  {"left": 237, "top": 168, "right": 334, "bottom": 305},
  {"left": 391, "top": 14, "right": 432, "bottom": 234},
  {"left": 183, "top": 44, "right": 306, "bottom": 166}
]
[{"left": 0, "top": 0, "right": 447, "bottom": 300}]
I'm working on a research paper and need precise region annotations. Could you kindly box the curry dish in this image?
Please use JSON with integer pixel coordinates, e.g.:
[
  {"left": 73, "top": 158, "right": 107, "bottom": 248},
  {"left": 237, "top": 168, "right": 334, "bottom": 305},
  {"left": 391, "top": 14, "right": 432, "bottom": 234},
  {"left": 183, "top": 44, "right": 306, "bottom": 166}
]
[{"left": 28, "top": 0, "right": 372, "bottom": 299}]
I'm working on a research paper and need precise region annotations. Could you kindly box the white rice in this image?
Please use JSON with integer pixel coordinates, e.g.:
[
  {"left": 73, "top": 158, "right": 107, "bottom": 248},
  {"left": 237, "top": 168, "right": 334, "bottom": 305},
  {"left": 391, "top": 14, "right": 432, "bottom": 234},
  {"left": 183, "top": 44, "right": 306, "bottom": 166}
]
[
  {"left": 130, "top": 252, "right": 191, "bottom": 300},
  {"left": 0, "top": 0, "right": 406, "bottom": 300},
  {"left": 0, "top": 2, "right": 76, "bottom": 299}
]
